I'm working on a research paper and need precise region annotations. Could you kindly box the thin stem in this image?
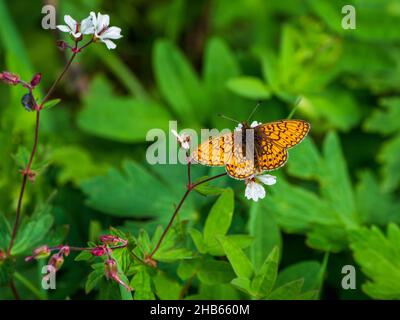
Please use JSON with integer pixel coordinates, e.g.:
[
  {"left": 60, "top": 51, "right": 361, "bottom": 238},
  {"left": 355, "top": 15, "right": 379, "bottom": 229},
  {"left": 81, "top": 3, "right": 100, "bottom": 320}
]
[
  {"left": 9, "top": 280, "right": 20, "bottom": 300},
  {"left": 149, "top": 171, "right": 227, "bottom": 259},
  {"left": 7, "top": 52, "right": 79, "bottom": 257},
  {"left": 7, "top": 111, "right": 40, "bottom": 256},
  {"left": 40, "top": 52, "right": 77, "bottom": 107}
]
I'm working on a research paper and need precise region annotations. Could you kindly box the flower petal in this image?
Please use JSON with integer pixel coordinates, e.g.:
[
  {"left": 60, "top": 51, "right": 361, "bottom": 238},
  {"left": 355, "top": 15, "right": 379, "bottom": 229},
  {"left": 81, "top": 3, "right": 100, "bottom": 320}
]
[
  {"left": 235, "top": 123, "right": 243, "bottom": 132},
  {"left": 257, "top": 174, "right": 277, "bottom": 186},
  {"left": 245, "top": 181, "right": 266, "bottom": 201},
  {"left": 56, "top": 25, "right": 71, "bottom": 33},
  {"left": 64, "top": 15, "right": 77, "bottom": 31},
  {"left": 101, "top": 26, "right": 123, "bottom": 39},
  {"left": 250, "top": 120, "right": 261, "bottom": 128},
  {"left": 81, "top": 16, "right": 95, "bottom": 34},
  {"left": 101, "top": 39, "right": 117, "bottom": 50},
  {"left": 97, "top": 12, "right": 110, "bottom": 30}
]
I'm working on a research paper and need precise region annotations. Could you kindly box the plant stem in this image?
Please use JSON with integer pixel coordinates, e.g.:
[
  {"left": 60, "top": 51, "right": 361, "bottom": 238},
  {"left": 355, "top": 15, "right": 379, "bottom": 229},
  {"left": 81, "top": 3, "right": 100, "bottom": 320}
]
[
  {"left": 9, "top": 280, "right": 20, "bottom": 300},
  {"left": 7, "top": 110, "right": 40, "bottom": 256},
  {"left": 40, "top": 52, "right": 77, "bottom": 107},
  {"left": 7, "top": 52, "right": 78, "bottom": 257},
  {"left": 149, "top": 171, "right": 226, "bottom": 259}
]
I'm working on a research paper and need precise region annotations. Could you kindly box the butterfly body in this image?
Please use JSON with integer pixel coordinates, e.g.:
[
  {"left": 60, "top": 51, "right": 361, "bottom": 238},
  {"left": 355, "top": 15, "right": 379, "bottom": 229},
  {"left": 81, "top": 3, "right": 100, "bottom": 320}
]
[{"left": 192, "top": 119, "right": 310, "bottom": 180}]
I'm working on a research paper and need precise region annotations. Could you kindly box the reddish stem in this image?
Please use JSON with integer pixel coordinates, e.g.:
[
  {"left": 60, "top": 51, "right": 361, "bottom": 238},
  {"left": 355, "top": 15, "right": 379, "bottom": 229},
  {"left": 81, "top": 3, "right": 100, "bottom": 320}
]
[{"left": 149, "top": 169, "right": 227, "bottom": 259}]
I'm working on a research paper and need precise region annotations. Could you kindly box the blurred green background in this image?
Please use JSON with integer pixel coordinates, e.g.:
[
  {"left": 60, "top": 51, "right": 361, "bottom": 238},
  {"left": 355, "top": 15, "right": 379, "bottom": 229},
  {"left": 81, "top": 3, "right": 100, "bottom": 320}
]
[{"left": 1, "top": 0, "right": 400, "bottom": 300}]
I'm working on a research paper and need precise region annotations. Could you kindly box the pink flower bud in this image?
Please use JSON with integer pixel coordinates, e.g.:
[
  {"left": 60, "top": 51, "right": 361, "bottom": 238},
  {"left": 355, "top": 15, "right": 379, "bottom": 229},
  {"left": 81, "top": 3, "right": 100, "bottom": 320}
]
[
  {"left": 104, "top": 259, "right": 118, "bottom": 279},
  {"left": 56, "top": 40, "right": 68, "bottom": 51},
  {"left": 25, "top": 245, "right": 51, "bottom": 262},
  {"left": 104, "top": 259, "right": 131, "bottom": 291},
  {"left": 100, "top": 235, "right": 122, "bottom": 245},
  {"left": 91, "top": 246, "right": 106, "bottom": 257},
  {"left": 49, "top": 253, "right": 64, "bottom": 271},
  {"left": 60, "top": 245, "right": 70, "bottom": 257},
  {"left": 0, "top": 71, "right": 20, "bottom": 85},
  {"left": 30, "top": 73, "right": 42, "bottom": 87}
]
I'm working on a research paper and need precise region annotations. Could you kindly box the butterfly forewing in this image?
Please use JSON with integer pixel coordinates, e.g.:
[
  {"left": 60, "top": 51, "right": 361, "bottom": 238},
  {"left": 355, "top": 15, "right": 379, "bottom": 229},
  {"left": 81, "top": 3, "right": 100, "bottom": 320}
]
[
  {"left": 191, "top": 133, "right": 233, "bottom": 166},
  {"left": 256, "top": 120, "right": 310, "bottom": 149}
]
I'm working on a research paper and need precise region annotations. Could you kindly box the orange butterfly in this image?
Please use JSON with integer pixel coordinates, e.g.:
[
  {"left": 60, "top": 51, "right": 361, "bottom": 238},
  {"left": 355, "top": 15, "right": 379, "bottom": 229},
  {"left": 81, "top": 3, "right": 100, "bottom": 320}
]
[{"left": 191, "top": 119, "right": 310, "bottom": 180}]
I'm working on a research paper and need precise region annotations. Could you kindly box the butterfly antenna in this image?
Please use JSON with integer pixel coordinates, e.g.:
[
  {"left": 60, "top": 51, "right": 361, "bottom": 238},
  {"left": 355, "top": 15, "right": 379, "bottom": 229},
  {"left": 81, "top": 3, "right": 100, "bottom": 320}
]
[
  {"left": 247, "top": 100, "right": 263, "bottom": 122},
  {"left": 217, "top": 113, "right": 241, "bottom": 124}
]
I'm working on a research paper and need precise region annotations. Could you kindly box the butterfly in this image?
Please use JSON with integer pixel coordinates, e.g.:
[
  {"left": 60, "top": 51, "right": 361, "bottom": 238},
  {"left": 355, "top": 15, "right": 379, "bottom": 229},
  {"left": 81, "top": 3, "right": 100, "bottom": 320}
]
[{"left": 191, "top": 119, "right": 310, "bottom": 180}]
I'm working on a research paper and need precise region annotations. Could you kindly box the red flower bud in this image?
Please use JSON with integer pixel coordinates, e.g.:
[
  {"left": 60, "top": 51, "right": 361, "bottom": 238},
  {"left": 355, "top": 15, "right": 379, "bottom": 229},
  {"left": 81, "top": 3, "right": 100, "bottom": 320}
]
[
  {"left": 0, "top": 71, "right": 20, "bottom": 85},
  {"left": 56, "top": 40, "right": 68, "bottom": 51},
  {"left": 91, "top": 247, "right": 106, "bottom": 257},
  {"left": 30, "top": 73, "right": 42, "bottom": 87}
]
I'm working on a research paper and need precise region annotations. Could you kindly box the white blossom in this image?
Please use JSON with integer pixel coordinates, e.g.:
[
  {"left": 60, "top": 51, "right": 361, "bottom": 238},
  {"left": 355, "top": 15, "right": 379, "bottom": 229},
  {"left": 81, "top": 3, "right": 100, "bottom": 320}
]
[
  {"left": 171, "top": 130, "right": 190, "bottom": 150},
  {"left": 244, "top": 174, "right": 277, "bottom": 202},
  {"left": 90, "top": 12, "right": 122, "bottom": 50},
  {"left": 57, "top": 15, "right": 82, "bottom": 39}
]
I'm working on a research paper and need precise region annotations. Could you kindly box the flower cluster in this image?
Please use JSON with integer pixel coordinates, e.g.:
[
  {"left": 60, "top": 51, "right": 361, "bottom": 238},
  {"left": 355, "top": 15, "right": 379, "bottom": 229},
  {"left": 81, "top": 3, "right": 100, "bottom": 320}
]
[
  {"left": 26, "top": 234, "right": 130, "bottom": 291},
  {"left": 57, "top": 12, "right": 122, "bottom": 50}
]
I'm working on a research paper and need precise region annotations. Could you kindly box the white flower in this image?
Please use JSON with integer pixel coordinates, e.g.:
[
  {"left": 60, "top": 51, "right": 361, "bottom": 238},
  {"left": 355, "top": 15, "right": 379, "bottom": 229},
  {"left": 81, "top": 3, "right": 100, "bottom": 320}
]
[
  {"left": 57, "top": 15, "right": 94, "bottom": 39},
  {"left": 234, "top": 123, "right": 243, "bottom": 132},
  {"left": 250, "top": 120, "right": 262, "bottom": 128},
  {"left": 244, "top": 174, "right": 277, "bottom": 202},
  {"left": 90, "top": 12, "right": 122, "bottom": 50},
  {"left": 172, "top": 130, "right": 190, "bottom": 150},
  {"left": 234, "top": 120, "right": 261, "bottom": 132},
  {"left": 245, "top": 180, "right": 266, "bottom": 202}
]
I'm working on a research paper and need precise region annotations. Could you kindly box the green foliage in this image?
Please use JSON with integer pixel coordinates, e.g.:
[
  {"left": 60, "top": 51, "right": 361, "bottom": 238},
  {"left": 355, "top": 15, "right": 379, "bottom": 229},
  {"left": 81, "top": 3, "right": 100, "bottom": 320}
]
[{"left": 1, "top": 0, "right": 399, "bottom": 301}]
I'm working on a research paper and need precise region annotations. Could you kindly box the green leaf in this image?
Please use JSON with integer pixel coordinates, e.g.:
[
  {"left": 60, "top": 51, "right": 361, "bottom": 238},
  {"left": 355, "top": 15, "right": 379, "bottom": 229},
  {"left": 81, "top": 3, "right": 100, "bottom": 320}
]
[
  {"left": 230, "top": 277, "right": 256, "bottom": 296},
  {"left": 52, "top": 145, "right": 108, "bottom": 185},
  {"left": 378, "top": 134, "right": 400, "bottom": 192},
  {"left": 197, "top": 260, "right": 236, "bottom": 285},
  {"left": 189, "top": 228, "right": 207, "bottom": 254},
  {"left": 130, "top": 266, "right": 156, "bottom": 300},
  {"left": 248, "top": 202, "right": 281, "bottom": 270},
  {"left": 226, "top": 76, "right": 271, "bottom": 100},
  {"left": 218, "top": 236, "right": 253, "bottom": 279},
  {"left": 364, "top": 98, "right": 400, "bottom": 135},
  {"left": 11, "top": 204, "right": 54, "bottom": 255},
  {"left": 321, "top": 131, "right": 357, "bottom": 226},
  {"left": 85, "top": 264, "right": 104, "bottom": 294},
  {"left": 267, "top": 279, "right": 304, "bottom": 300},
  {"left": 42, "top": 98, "right": 61, "bottom": 110},
  {"left": 77, "top": 76, "right": 171, "bottom": 143},
  {"left": 203, "top": 189, "right": 234, "bottom": 248},
  {"left": 153, "top": 39, "right": 205, "bottom": 123},
  {"left": 350, "top": 224, "right": 400, "bottom": 299},
  {"left": 81, "top": 161, "right": 195, "bottom": 220},
  {"left": 276, "top": 261, "right": 322, "bottom": 292},
  {"left": 153, "top": 272, "right": 182, "bottom": 300},
  {"left": 356, "top": 171, "right": 400, "bottom": 225},
  {"left": 251, "top": 247, "right": 279, "bottom": 298}
]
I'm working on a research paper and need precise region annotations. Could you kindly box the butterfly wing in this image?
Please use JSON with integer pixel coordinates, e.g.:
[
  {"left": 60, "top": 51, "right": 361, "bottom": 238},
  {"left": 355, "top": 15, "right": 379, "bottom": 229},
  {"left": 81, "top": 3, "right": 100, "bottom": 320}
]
[
  {"left": 255, "top": 140, "right": 288, "bottom": 172},
  {"left": 256, "top": 120, "right": 310, "bottom": 149},
  {"left": 191, "top": 133, "right": 233, "bottom": 166},
  {"left": 225, "top": 130, "right": 257, "bottom": 180}
]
